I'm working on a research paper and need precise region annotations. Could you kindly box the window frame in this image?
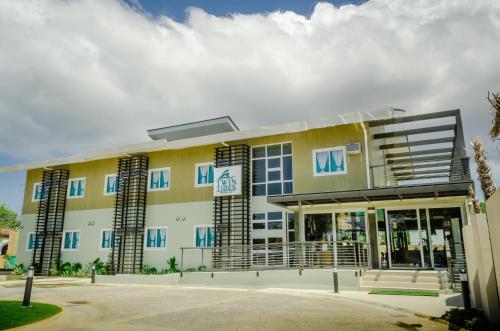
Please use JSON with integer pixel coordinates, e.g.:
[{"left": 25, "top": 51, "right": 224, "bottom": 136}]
[
  {"left": 194, "top": 162, "right": 214, "bottom": 188},
  {"left": 32, "top": 183, "right": 42, "bottom": 202},
  {"left": 103, "top": 174, "right": 118, "bottom": 196},
  {"left": 312, "top": 146, "right": 347, "bottom": 177},
  {"left": 25, "top": 232, "right": 41, "bottom": 252},
  {"left": 67, "top": 177, "right": 86, "bottom": 199},
  {"left": 251, "top": 211, "right": 284, "bottom": 231},
  {"left": 251, "top": 142, "right": 293, "bottom": 197},
  {"left": 144, "top": 226, "right": 168, "bottom": 250},
  {"left": 148, "top": 167, "right": 171, "bottom": 192},
  {"left": 192, "top": 224, "right": 215, "bottom": 247},
  {"left": 99, "top": 228, "right": 114, "bottom": 251},
  {"left": 61, "top": 230, "right": 81, "bottom": 251}
]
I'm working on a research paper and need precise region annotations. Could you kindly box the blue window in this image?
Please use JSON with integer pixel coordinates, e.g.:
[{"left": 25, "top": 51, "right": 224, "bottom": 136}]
[
  {"left": 32, "top": 183, "right": 42, "bottom": 202},
  {"left": 313, "top": 147, "right": 347, "bottom": 176},
  {"left": 26, "top": 233, "right": 42, "bottom": 251},
  {"left": 146, "top": 227, "right": 167, "bottom": 249},
  {"left": 68, "top": 178, "right": 85, "bottom": 198},
  {"left": 194, "top": 225, "right": 214, "bottom": 247},
  {"left": 104, "top": 174, "right": 118, "bottom": 195},
  {"left": 195, "top": 163, "right": 214, "bottom": 187},
  {"left": 62, "top": 231, "right": 80, "bottom": 250},
  {"left": 100, "top": 229, "right": 114, "bottom": 250},
  {"left": 251, "top": 212, "right": 283, "bottom": 230},
  {"left": 148, "top": 168, "right": 170, "bottom": 191}
]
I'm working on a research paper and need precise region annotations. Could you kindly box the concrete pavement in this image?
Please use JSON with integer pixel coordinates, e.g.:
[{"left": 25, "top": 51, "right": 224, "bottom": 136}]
[{"left": 0, "top": 279, "right": 452, "bottom": 331}]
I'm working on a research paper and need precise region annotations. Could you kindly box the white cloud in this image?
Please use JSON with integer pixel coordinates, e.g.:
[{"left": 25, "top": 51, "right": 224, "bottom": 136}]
[{"left": 0, "top": 0, "right": 500, "bottom": 191}]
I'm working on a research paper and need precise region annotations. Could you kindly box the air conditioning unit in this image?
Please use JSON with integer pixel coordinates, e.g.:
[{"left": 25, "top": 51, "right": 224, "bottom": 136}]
[{"left": 346, "top": 143, "right": 361, "bottom": 154}]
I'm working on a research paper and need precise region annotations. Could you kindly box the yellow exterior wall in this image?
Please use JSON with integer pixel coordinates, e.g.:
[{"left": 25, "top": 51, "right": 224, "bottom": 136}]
[{"left": 22, "top": 123, "right": 367, "bottom": 214}]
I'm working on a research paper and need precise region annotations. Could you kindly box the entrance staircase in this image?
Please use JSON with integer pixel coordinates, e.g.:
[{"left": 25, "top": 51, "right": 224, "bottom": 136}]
[{"left": 360, "top": 270, "right": 448, "bottom": 292}]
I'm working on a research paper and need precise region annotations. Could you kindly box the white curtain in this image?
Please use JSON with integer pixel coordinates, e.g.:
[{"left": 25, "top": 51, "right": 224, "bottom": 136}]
[
  {"left": 316, "top": 151, "right": 329, "bottom": 173},
  {"left": 148, "top": 229, "right": 157, "bottom": 247},
  {"left": 332, "top": 150, "right": 344, "bottom": 172},
  {"left": 198, "top": 227, "right": 206, "bottom": 247},
  {"left": 151, "top": 171, "right": 159, "bottom": 188}
]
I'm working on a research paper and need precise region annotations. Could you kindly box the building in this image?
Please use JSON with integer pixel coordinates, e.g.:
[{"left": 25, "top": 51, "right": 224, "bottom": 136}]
[
  {"left": 1, "top": 108, "right": 473, "bottom": 289},
  {"left": 0, "top": 228, "right": 18, "bottom": 269}
]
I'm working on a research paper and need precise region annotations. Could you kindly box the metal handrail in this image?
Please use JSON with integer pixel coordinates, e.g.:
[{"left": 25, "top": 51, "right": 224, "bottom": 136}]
[{"left": 180, "top": 240, "right": 370, "bottom": 273}]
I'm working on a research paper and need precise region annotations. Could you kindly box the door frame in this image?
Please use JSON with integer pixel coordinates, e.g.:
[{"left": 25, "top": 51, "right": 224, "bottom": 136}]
[{"left": 382, "top": 204, "right": 465, "bottom": 270}]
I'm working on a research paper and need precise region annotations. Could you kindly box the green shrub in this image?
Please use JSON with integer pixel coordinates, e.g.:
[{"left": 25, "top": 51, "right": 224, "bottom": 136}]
[
  {"left": 437, "top": 308, "right": 488, "bottom": 330},
  {"left": 166, "top": 257, "right": 179, "bottom": 273},
  {"left": 87, "top": 258, "right": 110, "bottom": 275},
  {"left": 12, "top": 264, "right": 26, "bottom": 275}
]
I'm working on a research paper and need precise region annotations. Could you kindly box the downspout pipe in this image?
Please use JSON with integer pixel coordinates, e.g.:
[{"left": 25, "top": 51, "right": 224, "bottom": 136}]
[{"left": 360, "top": 120, "right": 371, "bottom": 189}]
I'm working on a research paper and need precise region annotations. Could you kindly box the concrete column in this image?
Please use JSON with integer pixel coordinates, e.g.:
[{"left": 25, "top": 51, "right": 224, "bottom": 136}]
[
  {"left": 367, "top": 211, "right": 378, "bottom": 269},
  {"left": 298, "top": 201, "right": 305, "bottom": 242}
]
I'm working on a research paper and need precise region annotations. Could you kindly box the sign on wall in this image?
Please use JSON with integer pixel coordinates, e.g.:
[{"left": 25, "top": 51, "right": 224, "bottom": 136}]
[{"left": 213, "top": 165, "right": 242, "bottom": 196}]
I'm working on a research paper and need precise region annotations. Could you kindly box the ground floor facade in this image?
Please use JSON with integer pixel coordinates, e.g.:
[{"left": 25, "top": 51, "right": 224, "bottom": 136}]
[{"left": 15, "top": 196, "right": 469, "bottom": 278}]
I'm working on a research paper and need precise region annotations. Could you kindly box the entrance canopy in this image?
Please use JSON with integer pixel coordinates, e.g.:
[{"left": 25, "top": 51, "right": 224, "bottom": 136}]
[{"left": 267, "top": 182, "right": 472, "bottom": 207}]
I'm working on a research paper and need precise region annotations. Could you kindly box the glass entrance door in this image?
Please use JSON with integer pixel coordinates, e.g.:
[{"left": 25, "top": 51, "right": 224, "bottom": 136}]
[{"left": 387, "top": 209, "right": 423, "bottom": 268}]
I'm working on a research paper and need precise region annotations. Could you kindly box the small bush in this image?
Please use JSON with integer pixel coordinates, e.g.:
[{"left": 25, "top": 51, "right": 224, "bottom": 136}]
[
  {"left": 12, "top": 264, "right": 26, "bottom": 275},
  {"left": 166, "top": 257, "right": 179, "bottom": 273},
  {"left": 437, "top": 308, "right": 488, "bottom": 330}
]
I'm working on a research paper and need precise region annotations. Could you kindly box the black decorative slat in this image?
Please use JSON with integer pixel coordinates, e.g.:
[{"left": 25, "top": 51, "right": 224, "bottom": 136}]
[
  {"left": 32, "top": 169, "right": 69, "bottom": 275},
  {"left": 213, "top": 144, "right": 250, "bottom": 269},
  {"left": 110, "top": 155, "right": 149, "bottom": 274}
]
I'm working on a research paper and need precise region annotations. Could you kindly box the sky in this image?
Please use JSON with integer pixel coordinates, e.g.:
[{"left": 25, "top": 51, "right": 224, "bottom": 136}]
[{"left": 0, "top": 0, "right": 499, "bottom": 214}]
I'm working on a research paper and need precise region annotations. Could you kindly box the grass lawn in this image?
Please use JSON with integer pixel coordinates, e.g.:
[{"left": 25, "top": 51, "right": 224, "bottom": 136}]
[
  {"left": 368, "top": 289, "right": 439, "bottom": 297},
  {"left": 0, "top": 300, "right": 62, "bottom": 330}
]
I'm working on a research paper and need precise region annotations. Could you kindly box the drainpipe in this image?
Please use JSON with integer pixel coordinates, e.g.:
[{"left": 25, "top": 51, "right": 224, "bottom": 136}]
[{"left": 360, "top": 121, "right": 371, "bottom": 189}]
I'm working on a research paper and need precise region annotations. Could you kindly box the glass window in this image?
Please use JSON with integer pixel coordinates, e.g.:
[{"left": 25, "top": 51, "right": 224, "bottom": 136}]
[
  {"left": 267, "top": 144, "right": 281, "bottom": 157},
  {"left": 100, "top": 229, "right": 114, "bottom": 249},
  {"left": 253, "top": 238, "right": 265, "bottom": 245},
  {"left": 267, "top": 183, "right": 282, "bottom": 195},
  {"left": 26, "top": 233, "right": 42, "bottom": 251},
  {"left": 104, "top": 174, "right": 118, "bottom": 195},
  {"left": 268, "top": 212, "right": 282, "bottom": 220},
  {"left": 32, "top": 183, "right": 43, "bottom": 202},
  {"left": 267, "top": 170, "right": 281, "bottom": 181},
  {"left": 145, "top": 227, "right": 167, "bottom": 249},
  {"left": 252, "top": 184, "right": 266, "bottom": 196},
  {"left": 195, "top": 163, "right": 214, "bottom": 187},
  {"left": 252, "top": 160, "right": 266, "bottom": 183},
  {"left": 313, "top": 147, "right": 347, "bottom": 176},
  {"left": 148, "top": 168, "right": 170, "bottom": 191},
  {"left": 282, "top": 143, "right": 292, "bottom": 155},
  {"left": 252, "top": 146, "right": 266, "bottom": 158},
  {"left": 335, "top": 212, "right": 367, "bottom": 242},
  {"left": 305, "top": 213, "right": 333, "bottom": 242},
  {"left": 68, "top": 178, "right": 85, "bottom": 198},
  {"left": 63, "top": 231, "right": 80, "bottom": 250},
  {"left": 283, "top": 156, "right": 292, "bottom": 180},
  {"left": 194, "top": 225, "right": 214, "bottom": 247},
  {"left": 251, "top": 212, "right": 283, "bottom": 230},
  {"left": 268, "top": 222, "right": 282, "bottom": 230},
  {"left": 267, "top": 158, "right": 281, "bottom": 168},
  {"left": 252, "top": 223, "right": 265, "bottom": 230},
  {"left": 252, "top": 143, "right": 293, "bottom": 196}
]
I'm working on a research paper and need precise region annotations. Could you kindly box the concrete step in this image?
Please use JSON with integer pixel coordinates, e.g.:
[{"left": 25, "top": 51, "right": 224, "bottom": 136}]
[
  {"left": 359, "top": 285, "right": 447, "bottom": 293},
  {"left": 360, "top": 280, "right": 442, "bottom": 290},
  {"left": 361, "top": 275, "right": 444, "bottom": 284},
  {"left": 362, "top": 270, "right": 444, "bottom": 277}
]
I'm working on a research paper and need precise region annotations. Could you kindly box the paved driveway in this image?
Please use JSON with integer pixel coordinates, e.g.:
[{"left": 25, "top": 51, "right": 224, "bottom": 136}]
[{"left": 0, "top": 280, "right": 447, "bottom": 331}]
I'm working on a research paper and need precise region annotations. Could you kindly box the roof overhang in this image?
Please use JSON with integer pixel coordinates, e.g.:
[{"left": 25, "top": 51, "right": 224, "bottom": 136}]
[
  {"left": 147, "top": 116, "right": 239, "bottom": 141},
  {"left": 267, "top": 182, "right": 473, "bottom": 207}
]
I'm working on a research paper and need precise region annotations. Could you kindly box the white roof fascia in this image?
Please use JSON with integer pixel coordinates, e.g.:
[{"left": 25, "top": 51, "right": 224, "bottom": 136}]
[{"left": 0, "top": 108, "right": 394, "bottom": 173}]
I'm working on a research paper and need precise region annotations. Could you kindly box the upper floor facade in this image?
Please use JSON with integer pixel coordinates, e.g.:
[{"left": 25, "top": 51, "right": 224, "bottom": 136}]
[{"left": 8, "top": 108, "right": 472, "bottom": 215}]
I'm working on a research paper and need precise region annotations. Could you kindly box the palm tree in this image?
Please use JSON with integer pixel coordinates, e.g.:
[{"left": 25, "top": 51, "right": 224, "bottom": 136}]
[
  {"left": 471, "top": 138, "right": 496, "bottom": 200},
  {"left": 488, "top": 91, "right": 500, "bottom": 140},
  {"left": 468, "top": 185, "right": 481, "bottom": 214}
]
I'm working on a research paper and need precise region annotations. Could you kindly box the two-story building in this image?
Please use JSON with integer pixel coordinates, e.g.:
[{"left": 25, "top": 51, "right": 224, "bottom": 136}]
[{"left": 1, "top": 107, "right": 473, "bottom": 289}]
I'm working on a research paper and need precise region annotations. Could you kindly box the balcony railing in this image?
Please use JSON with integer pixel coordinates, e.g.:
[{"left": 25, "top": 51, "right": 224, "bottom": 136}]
[{"left": 179, "top": 241, "right": 370, "bottom": 273}]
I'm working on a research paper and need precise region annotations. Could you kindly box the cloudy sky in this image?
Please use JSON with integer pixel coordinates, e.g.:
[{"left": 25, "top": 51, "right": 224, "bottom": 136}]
[{"left": 0, "top": 0, "right": 499, "bottom": 212}]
